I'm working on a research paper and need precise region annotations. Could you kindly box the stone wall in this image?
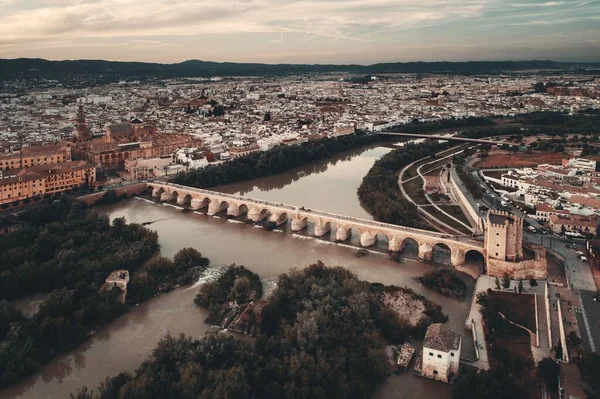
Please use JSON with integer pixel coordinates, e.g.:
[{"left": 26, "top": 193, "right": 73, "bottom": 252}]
[
  {"left": 487, "top": 257, "right": 547, "bottom": 279},
  {"left": 78, "top": 183, "right": 148, "bottom": 206},
  {"left": 449, "top": 167, "right": 481, "bottom": 230}
]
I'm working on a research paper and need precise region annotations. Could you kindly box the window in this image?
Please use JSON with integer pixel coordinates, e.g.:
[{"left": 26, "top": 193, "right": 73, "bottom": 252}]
[
  {"left": 429, "top": 352, "right": 433, "bottom": 356},
  {"left": 433, "top": 370, "right": 438, "bottom": 375},
  {"left": 497, "top": 244, "right": 499, "bottom": 247},
  {"left": 437, "top": 354, "right": 442, "bottom": 359},
  {"left": 451, "top": 352, "right": 454, "bottom": 357},
  {"left": 496, "top": 252, "right": 498, "bottom": 256}
]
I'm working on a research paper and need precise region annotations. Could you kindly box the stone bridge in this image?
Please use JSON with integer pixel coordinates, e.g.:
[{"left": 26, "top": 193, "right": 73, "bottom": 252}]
[{"left": 148, "top": 182, "right": 486, "bottom": 267}]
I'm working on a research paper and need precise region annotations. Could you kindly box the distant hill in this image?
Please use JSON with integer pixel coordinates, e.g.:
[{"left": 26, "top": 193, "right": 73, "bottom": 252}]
[{"left": 1, "top": 58, "right": 599, "bottom": 81}]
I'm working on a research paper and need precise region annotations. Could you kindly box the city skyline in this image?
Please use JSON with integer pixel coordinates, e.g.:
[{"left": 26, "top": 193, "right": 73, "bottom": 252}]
[{"left": 1, "top": 0, "right": 600, "bottom": 64}]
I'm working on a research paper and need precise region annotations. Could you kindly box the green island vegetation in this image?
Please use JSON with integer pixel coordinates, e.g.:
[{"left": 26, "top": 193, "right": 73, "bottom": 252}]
[
  {"left": 0, "top": 196, "right": 209, "bottom": 387},
  {"left": 194, "top": 265, "right": 263, "bottom": 324},
  {"left": 472, "top": 290, "right": 537, "bottom": 399},
  {"left": 357, "top": 141, "right": 449, "bottom": 229},
  {"left": 72, "top": 263, "right": 447, "bottom": 399},
  {"left": 418, "top": 267, "right": 468, "bottom": 300},
  {"left": 391, "top": 116, "right": 496, "bottom": 134},
  {"left": 173, "top": 134, "right": 380, "bottom": 188}
]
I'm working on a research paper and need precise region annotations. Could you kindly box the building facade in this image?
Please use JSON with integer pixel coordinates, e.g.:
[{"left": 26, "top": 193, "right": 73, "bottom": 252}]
[
  {"left": 0, "top": 144, "right": 69, "bottom": 170},
  {"left": 73, "top": 118, "right": 201, "bottom": 170},
  {"left": 0, "top": 160, "right": 96, "bottom": 205},
  {"left": 418, "top": 323, "right": 461, "bottom": 383}
]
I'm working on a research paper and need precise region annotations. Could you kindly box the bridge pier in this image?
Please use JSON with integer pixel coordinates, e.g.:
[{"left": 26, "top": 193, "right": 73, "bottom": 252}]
[
  {"left": 176, "top": 195, "right": 188, "bottom": 205},
  {"left": 291, "top": 217, "right": 308, "bottom": 231},
  {"left": 336, "top": 226, "right": 352, "bottom": 242},
  {"left": 160, "top": 192, "right": 175, "bottom": 202},
  {"left": 314, "top": 223, "right": 331, "bottom": 237},
  {"left": 191, "top": 198, "right": 208, "bottom": 210},
  {"left": 248, "top": 208, "right": 268, "bottom": 223},
  {"left": 270, "top": 213, "right": 287, "bottom": 226},
  {"left": 152, "top": 188, "right": 162, "bottom": 198},
  {"left": 360, "top": 231, "right": 376, "bottom": 247},
  {"left": 451, "top": 250, "right": 466, "bottom": 267},
  {"left": 207, "top": 201, "right": 223, "bottom": 216},
  {"left": 227, "top": 204, "right": 243, "bottom": 217},
  {"left": 389, "top": 237, "right": 405, "bottom": 252},
  {"left": 418, "top": 243, "right": 433, "bottom": 262}
]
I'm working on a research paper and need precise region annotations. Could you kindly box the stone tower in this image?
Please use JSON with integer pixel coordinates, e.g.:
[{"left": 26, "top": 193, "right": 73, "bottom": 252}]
[
  {"left": 76, "top": 104, "right": 87, "bottom": 142},
  {"left": 485, "top": 211, "right": 523, "bottom": 262}
]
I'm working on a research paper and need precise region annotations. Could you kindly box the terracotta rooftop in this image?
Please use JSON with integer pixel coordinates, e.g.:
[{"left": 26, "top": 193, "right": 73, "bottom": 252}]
[{"left": 423, "top": 323, "right": 461, "bottom": 352}]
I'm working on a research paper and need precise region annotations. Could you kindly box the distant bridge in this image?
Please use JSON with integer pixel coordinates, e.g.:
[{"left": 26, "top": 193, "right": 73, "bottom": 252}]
[
  {"left": 147, "top": 182, "right": 486, "bottom": 266},
  {"left": 379, "top": 132, "right": 510, "bottom": 145}
]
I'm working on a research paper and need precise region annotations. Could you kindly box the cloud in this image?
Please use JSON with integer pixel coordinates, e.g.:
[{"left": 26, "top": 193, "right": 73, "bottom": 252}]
[
  {"left": 0, "top": 0, "right": 598, "bottom": 62},
  {"left": 0, "top": 0, "right": 488, "bottom": 45}
]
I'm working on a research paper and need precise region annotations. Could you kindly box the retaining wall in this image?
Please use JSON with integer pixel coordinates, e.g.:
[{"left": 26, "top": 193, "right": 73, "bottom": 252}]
[
  {"left": 449, "top": 167, "right": 482, "bottom": 231},
  {"left": 78, "top": 183, "right": 148, "bottom": 206}
]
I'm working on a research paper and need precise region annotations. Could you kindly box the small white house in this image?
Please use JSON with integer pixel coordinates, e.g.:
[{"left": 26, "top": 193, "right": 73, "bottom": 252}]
[{"left": 419, "top": 323, "right": 461, "bottom": 383}]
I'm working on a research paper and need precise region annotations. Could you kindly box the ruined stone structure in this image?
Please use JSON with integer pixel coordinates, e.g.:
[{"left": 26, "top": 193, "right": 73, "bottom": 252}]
[
  {"left": 102, "top": 270, "right": 130, "bottom": 303},
  {"left": 148, "top": 182, "right": 486, "bottom": 267}
]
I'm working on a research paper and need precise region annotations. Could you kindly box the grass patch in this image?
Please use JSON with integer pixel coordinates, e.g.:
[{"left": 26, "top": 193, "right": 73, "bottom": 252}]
[
  {"left": 439, "top": 205, "right": 471, "bottom": 226},
  {"left": 488, "top": 290, "right": 536, "bottom": 332},
  {"left": 403, "top": 178, "right": 429, "bottom": 205},
  {"left": 425, "top": 206, "right": 472, "bottom": 234}
]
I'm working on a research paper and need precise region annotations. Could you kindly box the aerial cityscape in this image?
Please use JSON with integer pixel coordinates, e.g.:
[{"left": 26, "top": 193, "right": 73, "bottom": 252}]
[{"left": 1, "top": 1, "right": 600, "bottom": 398}]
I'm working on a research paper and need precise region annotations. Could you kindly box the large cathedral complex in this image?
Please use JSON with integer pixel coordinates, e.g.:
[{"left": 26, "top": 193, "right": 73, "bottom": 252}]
[{"left": 72, "top": 105, "right": 201, "bottom": 170}]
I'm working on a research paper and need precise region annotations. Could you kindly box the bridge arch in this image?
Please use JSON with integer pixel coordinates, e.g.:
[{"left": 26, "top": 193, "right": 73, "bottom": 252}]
[
  {"left": 150, "top": 186, "right": 165, "bottom": 198},
  {"left": 191, "top": 196, "right": 211, "bottom": 210},
  {"left": 400, "top": 237, "right": 420, "bottom": 258},
  {"left": 177, "top": 193, "right": 192, "bottom": 206},
  {"left": 270, "top": 212, "right": 288, "bottom": 226},
  {"left": 465, "top": 249, "right": 486, "bottom": 273}
]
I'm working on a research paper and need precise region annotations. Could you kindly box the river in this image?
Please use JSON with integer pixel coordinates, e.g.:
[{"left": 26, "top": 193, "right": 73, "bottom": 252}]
[{"left": 1, "top": 144, "right": 475, "bottom": 399}]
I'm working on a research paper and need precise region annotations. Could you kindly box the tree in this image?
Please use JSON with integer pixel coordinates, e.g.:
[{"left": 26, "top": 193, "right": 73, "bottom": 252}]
[
  {"left": 502, "top": 273, "right": 511, "bottom": 289},
  {"left": 554, "top": 344, "right": 563, "bottom": 361},
  {"left": 529, "top": 278, "right": 537, "bottom": 287},
  {"left": 452, "top": 367, "right": 518, "bottom": 399},
  {"left": 537, "top": 358, "right": 560, "bottom": 392},
  {"left": 174, "top": 247, "right": 209, "bottom": 271},
  {"left": 576, "top": 350, "right": 600, "bottom": 393}
]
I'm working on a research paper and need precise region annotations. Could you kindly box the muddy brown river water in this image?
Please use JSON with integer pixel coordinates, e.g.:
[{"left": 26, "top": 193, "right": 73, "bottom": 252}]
[{"left": 1, "top": 144, "right": 476, "bottom": 399}]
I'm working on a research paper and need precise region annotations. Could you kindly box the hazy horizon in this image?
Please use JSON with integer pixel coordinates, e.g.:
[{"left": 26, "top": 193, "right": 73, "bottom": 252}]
[{"left": 1, "top": 0, "right": 599, "bottom": 64}]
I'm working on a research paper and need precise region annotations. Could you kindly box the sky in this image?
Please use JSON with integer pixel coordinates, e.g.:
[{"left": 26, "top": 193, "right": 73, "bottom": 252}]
[{"left": 0, "top": 0, "right": 599, "bottom": 64}]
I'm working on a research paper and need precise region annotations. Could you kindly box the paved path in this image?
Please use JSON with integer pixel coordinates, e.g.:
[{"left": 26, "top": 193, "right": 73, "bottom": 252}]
[
  {"left": 465, "top": 276, "right": 491, "bottom": 370},
  {"left": 397, "top": 149, "right": 474, "bottom": 235}
]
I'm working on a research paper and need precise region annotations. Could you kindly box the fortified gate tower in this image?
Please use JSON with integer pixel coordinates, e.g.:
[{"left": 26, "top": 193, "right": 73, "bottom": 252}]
[
  {"left": 484, "top": 210, "right": 546, "bottom": 279},
  {"left": 485, "top": 211, "right": 523, "bottom": 262}
]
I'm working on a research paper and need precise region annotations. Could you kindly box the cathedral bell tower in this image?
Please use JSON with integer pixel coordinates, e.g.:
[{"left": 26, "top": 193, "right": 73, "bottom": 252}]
[{"left": 76, "top": 104, "right": 87, "bottom": 142}]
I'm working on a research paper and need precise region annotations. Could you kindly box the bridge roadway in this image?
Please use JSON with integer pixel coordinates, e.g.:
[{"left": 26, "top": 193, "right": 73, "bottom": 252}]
[
  {"left": 380, "top": 132, "right": 509, "bottom": 145},
  {"left": 148, "top": 181, "right": 486, "bottom": 267}
]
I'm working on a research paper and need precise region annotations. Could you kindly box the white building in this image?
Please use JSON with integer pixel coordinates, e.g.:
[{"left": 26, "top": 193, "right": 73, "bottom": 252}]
[{"left": 418, "top": 323, "right": 461, "bottom": 383}]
